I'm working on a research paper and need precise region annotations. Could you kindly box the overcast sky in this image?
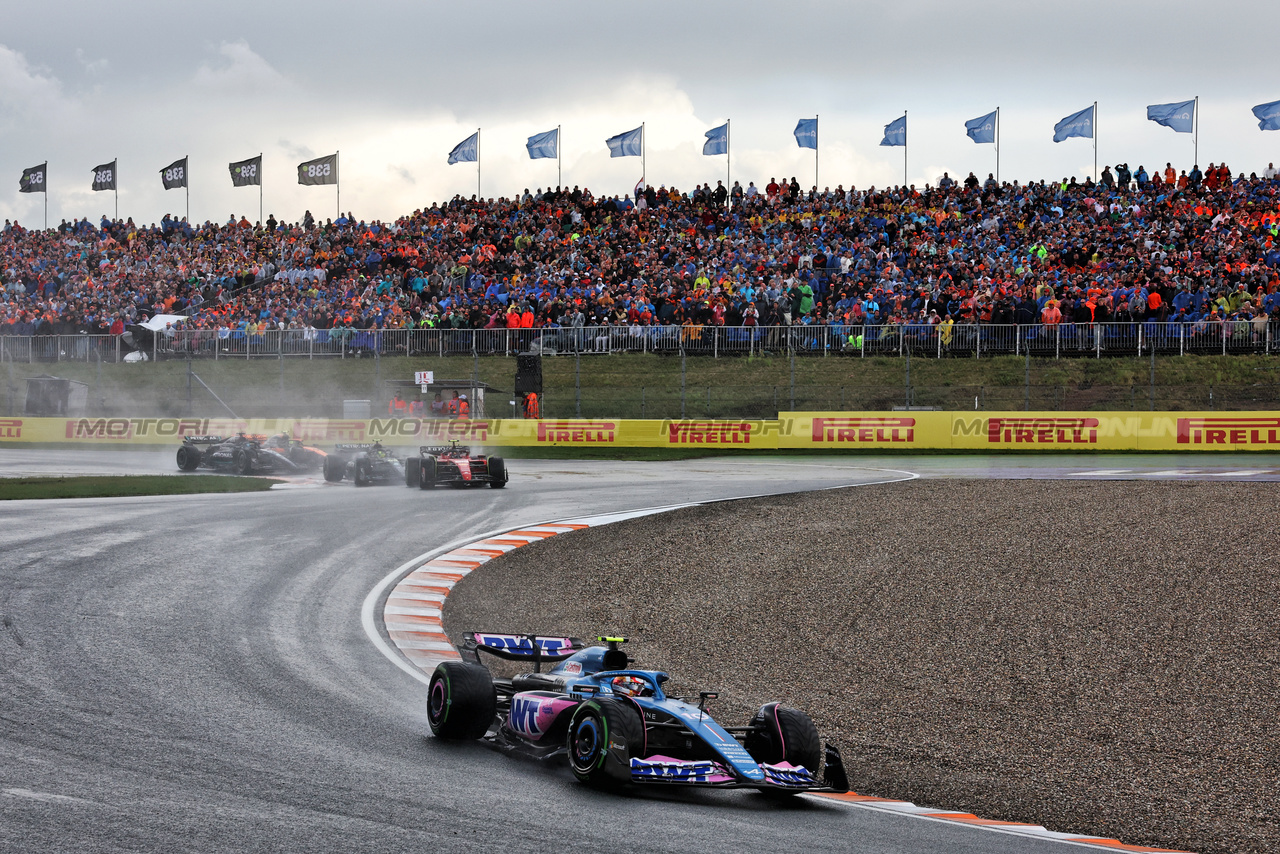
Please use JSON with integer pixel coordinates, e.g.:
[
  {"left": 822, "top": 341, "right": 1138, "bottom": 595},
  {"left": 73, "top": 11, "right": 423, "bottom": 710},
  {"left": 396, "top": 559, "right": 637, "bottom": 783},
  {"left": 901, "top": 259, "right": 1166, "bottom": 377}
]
[{"left": 2, "top": 0, "right": 1276, "bottom": 227}]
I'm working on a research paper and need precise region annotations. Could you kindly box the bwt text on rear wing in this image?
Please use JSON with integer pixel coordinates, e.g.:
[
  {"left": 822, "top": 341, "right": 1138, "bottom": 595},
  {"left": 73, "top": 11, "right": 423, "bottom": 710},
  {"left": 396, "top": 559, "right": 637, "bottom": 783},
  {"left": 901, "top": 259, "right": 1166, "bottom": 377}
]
[{"left": 459, "top": 632, "right": 584, "bottom": 671}]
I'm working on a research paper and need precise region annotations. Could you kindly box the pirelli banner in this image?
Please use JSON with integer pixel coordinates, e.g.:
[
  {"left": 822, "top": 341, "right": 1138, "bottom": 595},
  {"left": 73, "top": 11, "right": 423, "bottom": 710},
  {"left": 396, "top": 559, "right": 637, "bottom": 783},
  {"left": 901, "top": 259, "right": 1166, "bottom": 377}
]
[
  {"left": 3, "top": 413, "right": 1280, "bottom": 451},
  {"left": 779, "top": 412, "right": 1280, "bottom": 451},
  {"left": 0, "top": 417, "right": 779, "bottom": 449}
]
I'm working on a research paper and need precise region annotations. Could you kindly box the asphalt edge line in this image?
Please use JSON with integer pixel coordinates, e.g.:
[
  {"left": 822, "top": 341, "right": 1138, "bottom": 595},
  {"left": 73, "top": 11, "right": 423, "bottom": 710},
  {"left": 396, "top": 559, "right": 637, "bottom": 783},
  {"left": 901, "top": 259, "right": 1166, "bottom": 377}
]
[{"left": 361, "top": 469, "right": 1191, "bottom": 854}]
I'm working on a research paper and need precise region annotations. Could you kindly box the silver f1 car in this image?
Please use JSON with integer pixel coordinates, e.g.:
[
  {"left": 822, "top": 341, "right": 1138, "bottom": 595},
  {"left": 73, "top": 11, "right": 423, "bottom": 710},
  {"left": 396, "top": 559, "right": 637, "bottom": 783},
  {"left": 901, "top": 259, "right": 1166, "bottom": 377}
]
[
  {"left": 426, "top": 634, "right": 849, "bottom": 794},
  {"left": 322, "top": 443, "right": 406, "bottom": 486},
  {"left": 175, "top": 433, "right": 326, "bottom": 475}
]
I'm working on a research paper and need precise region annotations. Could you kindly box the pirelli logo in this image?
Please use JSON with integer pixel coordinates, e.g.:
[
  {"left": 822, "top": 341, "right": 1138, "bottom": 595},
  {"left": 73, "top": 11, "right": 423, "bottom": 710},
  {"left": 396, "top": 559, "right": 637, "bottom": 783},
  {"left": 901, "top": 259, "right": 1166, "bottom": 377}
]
[
  {"left": 811, "top": 417, "right": 914, "bottom": 443},
  {"left": 0, "top": 418, "right": 22, "bottom": 439},
  {"left": 537, "top": 421, "right": 616, "bottom": 443},
  {"left": 1177, "top": 417, "right": 1280, "bottom": 445},
  {"left": 988, "top": 417, "right": 1099, "bottom": 444},
  {"left": 668, "top": 422, "right": 752, "bottom": 444}
]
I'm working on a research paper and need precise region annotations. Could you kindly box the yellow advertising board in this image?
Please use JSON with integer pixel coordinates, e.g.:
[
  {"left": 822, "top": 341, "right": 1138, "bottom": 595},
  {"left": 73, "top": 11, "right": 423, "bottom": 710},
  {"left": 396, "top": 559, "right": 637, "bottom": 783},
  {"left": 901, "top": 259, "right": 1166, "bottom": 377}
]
[
  {"left": 778, "top": 411, "right": 1280, "bottom": 452},
  {"left": 2, "top": 412, "right": 1278, "bottom": 452}
]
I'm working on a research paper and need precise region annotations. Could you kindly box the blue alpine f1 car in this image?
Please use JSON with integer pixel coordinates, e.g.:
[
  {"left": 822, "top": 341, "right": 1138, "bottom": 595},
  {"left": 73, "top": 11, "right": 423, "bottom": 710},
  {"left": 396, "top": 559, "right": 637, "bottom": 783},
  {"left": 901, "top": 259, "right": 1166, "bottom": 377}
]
[{"left": 426, "top": 634, "right": 849, "bottom": 794}]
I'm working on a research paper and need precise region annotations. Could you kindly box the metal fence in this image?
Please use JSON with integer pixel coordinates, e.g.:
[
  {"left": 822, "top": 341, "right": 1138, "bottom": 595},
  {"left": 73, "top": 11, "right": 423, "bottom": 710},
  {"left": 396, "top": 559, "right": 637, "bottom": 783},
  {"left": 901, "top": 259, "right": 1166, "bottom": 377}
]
[{"left": 1, "top": 321, "right": 1276, "bottom": 364}]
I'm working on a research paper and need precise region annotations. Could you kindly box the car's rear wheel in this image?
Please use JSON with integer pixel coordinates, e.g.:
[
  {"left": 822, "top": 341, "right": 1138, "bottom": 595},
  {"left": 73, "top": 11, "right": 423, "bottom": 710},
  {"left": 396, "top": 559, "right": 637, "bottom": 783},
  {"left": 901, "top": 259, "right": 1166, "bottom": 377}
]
[
  {"left": 427, "top": 661, "right": 496, "bottom": 740},
  {"left": 744, "top": 703, "right": 821, "bottom": 792},
  {"left": 418, "top": 456, "right": 437, "bottom": 490},
  {"left": 323, "top": 456, "right": 344, "bottom": 483},
  {"left": 176, "top": 446, "right": 201, "bottom": 471},
  {"left": 567, "top": 697, "right": 643, "bottom": 789},
  {"left": 405, "top": 457, "right": 421, "bottom": 488},
  {"left": 487, "top": 456, "right": 507, "bottom": 488}
]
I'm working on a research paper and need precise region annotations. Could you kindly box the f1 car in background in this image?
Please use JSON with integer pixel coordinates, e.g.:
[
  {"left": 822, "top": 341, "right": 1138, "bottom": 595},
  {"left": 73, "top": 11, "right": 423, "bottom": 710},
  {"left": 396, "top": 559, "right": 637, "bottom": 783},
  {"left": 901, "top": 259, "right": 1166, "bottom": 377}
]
[
  {"left": 176, "top": 433, "right": 326, "bottom": 474},
  {"left": 322, "top": 443, "right": 407, "bottom": 486},
  {"left": 426, "top": 634, "right": 848, "bottom": 794},
  {"left": 405, "top": 442, "right": 508, "bottom": 489}
]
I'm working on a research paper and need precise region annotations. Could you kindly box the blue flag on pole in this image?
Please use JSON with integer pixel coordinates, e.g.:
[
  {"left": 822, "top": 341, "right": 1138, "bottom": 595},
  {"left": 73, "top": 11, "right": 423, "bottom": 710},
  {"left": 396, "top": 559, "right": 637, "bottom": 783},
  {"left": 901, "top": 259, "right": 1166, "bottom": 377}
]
[
  {"left": 606, "top": 126, "right": 643, "bottom": 157},
  {"left": 526, "top": 128, "right": 558, "bottom": 160},
  {"left": 794, "top": 118, "right": 817, "bottom": 150},
  {"left": 880, "top": 115, "right": 906, "bottom": 147},
  {"left": 1147, "top": 100, "right": 1195, "bottom": 134},
  {"left": 448, "top": 132, "right": 478, "bottom": 165},
  {"left": 1253, "top": 99, "right": 1280, "bottom": 131},
  {"left": 1053, "top": 106, "right": 1094, "bottom": 142},
  {"left": 703, "top": 123, "right": 728, "bottom": 156},
  {"left": 965, "top": 110, "right": 997, "bottom": 144}
]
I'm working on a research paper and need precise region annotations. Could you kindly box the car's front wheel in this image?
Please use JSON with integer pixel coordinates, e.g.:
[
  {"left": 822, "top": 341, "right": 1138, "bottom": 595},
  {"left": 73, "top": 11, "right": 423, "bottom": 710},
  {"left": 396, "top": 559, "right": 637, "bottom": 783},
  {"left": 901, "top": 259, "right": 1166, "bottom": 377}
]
[
  {"left": 427, "top": 661, "right": 496, "bottom": 740},
  {"left": 744, "top": 703, "right": 821, "bottom": 792},
  {"left": 567, "top": 698, "right": 643, "bottom": 789},
  {"left": 418, "top": 456, "right": 437, "bottom": 490},
  {"left": 405, "top": 457, "right": 421, "bottom": 488},
  {"left": 353, "top": 461, "right": 370, "bottom": 487}
]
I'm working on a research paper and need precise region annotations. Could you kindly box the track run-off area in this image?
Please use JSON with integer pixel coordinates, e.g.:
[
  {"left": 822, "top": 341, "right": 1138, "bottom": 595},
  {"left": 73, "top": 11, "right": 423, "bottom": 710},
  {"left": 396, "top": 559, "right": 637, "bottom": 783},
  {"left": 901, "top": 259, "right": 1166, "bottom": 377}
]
[{"left": 5, "top": 450, "right": 1275, "bottom": 852}]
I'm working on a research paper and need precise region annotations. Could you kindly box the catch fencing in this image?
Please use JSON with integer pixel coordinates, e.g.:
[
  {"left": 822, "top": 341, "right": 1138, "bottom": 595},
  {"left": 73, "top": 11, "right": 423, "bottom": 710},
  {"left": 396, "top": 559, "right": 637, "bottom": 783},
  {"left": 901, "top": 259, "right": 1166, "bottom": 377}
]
[{"left": 1, "top": 320, "right": 1277, "bottom": 364}]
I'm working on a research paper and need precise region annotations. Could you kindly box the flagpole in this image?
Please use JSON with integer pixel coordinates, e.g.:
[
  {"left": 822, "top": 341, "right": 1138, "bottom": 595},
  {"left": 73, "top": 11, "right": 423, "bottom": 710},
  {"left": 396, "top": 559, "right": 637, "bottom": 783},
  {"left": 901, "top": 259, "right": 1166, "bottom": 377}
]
[
  {"left": 185, "top": 155, "right": 190, "bottom": 224},
  {"left": 258, "top": 152, "right": 263, "bottom": 226},
  {"left": 476, "top": 129, "right": 481, "bottom": 199},
  {"left": 557, "top": 125, "right": 562, "bottom": 190},
  {"left": 114, "top": 157, "right": 118, "bottom": 221},
  {"left": 814, "top": 114, "right": 819, "bottom": 190},
  {"left": 726, "top": 118, "right": 732, "bottom": 210},
  {"left": 903, "top": 111, "right": 908, "bottom": 188},
  {"left": 996, "top": 107, "right": 1001, "bottom": 184},
  {"left": 336, "top": 150, "right": 341, "bottom": 221},
  {"left": 1194, "top": 96, "right": 1199, "bottom": 169},
  {"left": 642, "top": 122, "right": 646, "bottom": 190},
  {"left": 44, "top": 163, "right": 48, "bottom": 230},
  {"left": 1093, "top": 101, "right": 1098, "bottom": 183}
]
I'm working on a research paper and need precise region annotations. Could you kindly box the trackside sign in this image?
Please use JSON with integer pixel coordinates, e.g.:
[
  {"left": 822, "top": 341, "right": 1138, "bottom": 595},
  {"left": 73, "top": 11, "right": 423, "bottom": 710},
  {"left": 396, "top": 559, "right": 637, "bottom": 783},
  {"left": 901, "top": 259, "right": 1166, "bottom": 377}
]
[{"left": 3, "top": 412, "right": 1278, "bottom": 451}]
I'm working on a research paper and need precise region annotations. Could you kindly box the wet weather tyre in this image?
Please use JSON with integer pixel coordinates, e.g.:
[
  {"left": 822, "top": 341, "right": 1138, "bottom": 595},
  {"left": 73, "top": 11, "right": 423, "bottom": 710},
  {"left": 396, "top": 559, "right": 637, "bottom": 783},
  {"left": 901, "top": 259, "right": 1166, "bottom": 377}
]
[
  {"left": 426, "top": 661, "right": 496, "bottom": 740},
  {"left": 418, "top": 457, "right": 437, "bottom": 490},
  {"left": 354, "top": 461, "right": 370, "bottom": 487},
  {"left": 176, "top": 446, "right": 201, "bottom": 471},
  {"left": 487, "top": 457, "right": 507, "bottom": 488},
  {"left": 323, "top": 456, "right": 344, "bottom": 483},
  {"left": 235, "top": 450, "right": 255, "bottom": 476},
  {"left": 567, "top": 697, "right": 643, "bottom": 789},
  {"left": 744, "top": 703, "right": 822, "bottom": 787},
  {"left": 405, "top": 457, "right": 421, "bottom": 488}
]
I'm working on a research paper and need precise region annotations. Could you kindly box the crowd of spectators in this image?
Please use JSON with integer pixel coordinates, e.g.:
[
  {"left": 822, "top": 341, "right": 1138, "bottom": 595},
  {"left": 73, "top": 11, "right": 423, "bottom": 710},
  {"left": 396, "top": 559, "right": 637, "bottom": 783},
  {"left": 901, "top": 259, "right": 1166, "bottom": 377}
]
[{"left": 2, "top": 161, "right": 1279, "bottom": 345}]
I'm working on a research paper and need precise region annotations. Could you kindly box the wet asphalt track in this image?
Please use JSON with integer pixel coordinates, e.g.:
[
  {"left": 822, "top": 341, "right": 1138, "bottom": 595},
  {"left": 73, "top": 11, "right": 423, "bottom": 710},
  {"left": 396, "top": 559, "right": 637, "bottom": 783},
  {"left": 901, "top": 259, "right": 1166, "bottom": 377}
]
[{"left": 5, "top": 449, "right": 1270, "bottom": 852}]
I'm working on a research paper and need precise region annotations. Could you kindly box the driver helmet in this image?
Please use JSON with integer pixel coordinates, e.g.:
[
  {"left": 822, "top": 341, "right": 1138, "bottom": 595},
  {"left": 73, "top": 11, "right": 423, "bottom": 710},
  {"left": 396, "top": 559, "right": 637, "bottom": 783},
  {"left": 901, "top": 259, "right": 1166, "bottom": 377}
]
[{"left": 610, "top": 675, "right": 648, "bottom": 697}]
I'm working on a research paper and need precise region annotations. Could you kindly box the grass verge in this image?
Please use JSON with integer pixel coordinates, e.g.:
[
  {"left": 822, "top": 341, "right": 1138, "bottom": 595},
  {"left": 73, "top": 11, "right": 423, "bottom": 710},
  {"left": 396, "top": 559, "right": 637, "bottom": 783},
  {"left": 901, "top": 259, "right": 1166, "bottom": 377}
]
[{"left": 0, "top": 475, "right": 282, "bottom": 500}]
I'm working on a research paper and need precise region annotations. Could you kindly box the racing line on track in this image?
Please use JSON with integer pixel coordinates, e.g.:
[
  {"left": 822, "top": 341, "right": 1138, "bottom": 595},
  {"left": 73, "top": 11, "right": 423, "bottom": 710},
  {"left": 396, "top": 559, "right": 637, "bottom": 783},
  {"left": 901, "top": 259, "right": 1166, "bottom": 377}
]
[{"left": 360, "top": 476, "right": 1190, "bottom": 854}]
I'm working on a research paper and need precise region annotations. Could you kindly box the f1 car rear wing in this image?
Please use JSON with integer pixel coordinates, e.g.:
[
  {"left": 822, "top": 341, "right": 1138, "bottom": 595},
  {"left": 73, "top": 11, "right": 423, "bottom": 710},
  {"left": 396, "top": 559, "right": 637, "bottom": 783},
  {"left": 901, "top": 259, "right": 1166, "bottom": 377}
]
[
  {"left": 460, "top": 632, "right": 586, "bottom": 672},
  {"left": 420, "top": 445, "right": 470, "bottom": 456},
  {"left": 333, "top": 443, "right": 376, "bottom": 452},
  {"left": 182, "top": 436, "right": 228, "bottom": 444}
]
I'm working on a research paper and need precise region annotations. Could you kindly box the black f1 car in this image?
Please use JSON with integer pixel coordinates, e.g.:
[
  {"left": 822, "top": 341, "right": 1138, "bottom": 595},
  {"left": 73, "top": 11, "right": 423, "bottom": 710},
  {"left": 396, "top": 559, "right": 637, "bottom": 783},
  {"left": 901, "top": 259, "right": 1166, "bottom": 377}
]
[
  {"left": 322, "top": 443, "right": 406, "bottom": 486},
  {"left": 426, "top": 634, "right": 849, "bottom": 794},
  {"left": 176, "top": 433, "right": 326, "bottom": 475},
  {"left": 405, "top": 442, "right": 508, "bottom": 489}
]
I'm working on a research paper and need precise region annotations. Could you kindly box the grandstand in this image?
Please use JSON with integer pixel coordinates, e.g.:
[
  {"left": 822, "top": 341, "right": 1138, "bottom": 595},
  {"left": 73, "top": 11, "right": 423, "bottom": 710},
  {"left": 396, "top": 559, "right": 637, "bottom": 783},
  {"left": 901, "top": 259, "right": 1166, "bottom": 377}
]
[{"left": 3, "top": 165, "right": 1279, "bottom": 364}]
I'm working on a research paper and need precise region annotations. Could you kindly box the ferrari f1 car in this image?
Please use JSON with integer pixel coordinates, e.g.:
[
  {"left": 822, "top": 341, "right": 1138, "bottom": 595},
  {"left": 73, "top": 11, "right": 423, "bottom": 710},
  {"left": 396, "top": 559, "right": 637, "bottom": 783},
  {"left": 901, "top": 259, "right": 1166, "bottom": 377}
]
[
  {"left": 405, "top": 441, "right": 508, "bottom": 489},
  {"left": 176, "top": 433, "right": 326, "bottom": 475},
  {"left": 426, "top": 634, "right": 849, "bottom": 794},
  {"left": 322, "top": 443, "right": 406, "bottom": 486}
]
